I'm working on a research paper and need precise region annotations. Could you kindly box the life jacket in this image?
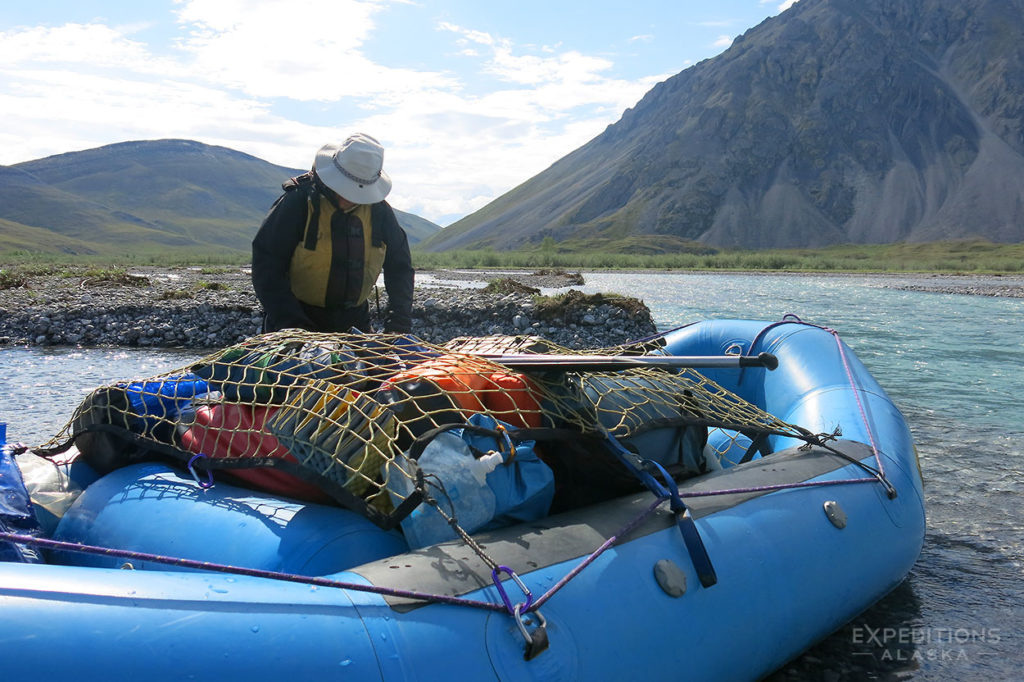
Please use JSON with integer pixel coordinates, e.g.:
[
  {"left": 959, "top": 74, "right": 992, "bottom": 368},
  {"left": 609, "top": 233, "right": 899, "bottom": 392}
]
[
  {"left": 285, "top": 173, "right": 387, "bottom": 309},
  {"left": 383, "top": 355, "right": 544, "bottom": 429}
]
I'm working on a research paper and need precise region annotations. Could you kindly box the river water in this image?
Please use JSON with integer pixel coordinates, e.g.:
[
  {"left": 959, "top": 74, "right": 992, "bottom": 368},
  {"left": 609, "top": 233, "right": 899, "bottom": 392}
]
[{"left": 1, "top": 272, "right": 1021, "bottom": 680}]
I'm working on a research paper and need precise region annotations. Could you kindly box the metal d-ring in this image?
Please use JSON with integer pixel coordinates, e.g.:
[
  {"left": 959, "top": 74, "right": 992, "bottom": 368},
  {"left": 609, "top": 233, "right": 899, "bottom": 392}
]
[{"left": 513, "top": 603, "right": 549, "bottom": 660}]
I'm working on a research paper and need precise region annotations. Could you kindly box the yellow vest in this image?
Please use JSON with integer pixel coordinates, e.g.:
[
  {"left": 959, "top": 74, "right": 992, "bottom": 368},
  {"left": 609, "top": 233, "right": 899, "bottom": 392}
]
[{"left": 289, "top": 196, "right": 387, "bottom": 308}]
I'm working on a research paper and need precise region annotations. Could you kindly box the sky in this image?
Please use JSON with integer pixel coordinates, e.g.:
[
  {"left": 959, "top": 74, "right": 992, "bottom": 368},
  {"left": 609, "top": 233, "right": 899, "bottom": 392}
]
[{"left": 0, "top": 0, "right": 797, "bottom": 226}]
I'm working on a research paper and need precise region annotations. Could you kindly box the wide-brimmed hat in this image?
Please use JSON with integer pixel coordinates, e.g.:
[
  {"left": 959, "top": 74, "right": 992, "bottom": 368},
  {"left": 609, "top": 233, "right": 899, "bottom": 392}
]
[{"left": 312, "top": 133, "right": 392, "bottom": 204}]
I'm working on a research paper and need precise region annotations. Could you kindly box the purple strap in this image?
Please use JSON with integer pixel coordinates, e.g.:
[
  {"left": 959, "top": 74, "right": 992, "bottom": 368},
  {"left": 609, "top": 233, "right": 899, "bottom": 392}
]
[
  {"left": 829, "top": 328, "right": 888, "bottom": 481},
  {"left": 530, "top": 497, "right": 665, "bottom": 611},
  {"left": 0, "top": 532, "right": 506, "bottom": 612}
]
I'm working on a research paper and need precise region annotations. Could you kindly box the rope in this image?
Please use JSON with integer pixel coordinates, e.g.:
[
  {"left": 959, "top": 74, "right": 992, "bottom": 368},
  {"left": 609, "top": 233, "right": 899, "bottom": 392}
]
[
  {"left": 0, "top": 531, "right": 506, "bottom": 612},
  {"left": 529, "top": 497, "right": 665, "bottom": 611},
  {"left": 418, "top": 477, "right": 501, "bottom": 574},
  {"left": 826, "top": 326, "right": 891, "bottom": 485},
  {"left": 724, "top": 314, "right": 895, "bottom": 496},
  {"left": 0, "top": 490, "right": 671, "bottom": 616}
]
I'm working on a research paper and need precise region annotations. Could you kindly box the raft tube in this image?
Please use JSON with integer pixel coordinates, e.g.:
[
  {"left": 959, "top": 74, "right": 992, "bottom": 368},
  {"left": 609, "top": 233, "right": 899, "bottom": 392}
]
[{"left": 0, "top": 319, "right": 925, "bottom": 681}]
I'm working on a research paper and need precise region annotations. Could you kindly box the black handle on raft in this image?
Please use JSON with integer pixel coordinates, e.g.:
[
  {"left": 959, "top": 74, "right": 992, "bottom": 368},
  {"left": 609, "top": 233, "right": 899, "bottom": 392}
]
[{"left": 740, "top": 352, "right": 778, "bottom": 371}]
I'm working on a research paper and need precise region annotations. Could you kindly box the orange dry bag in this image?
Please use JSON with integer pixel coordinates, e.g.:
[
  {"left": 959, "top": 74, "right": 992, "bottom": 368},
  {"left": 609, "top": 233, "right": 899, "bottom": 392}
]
[{"left": 384, "top": 355, "right": 543, "bottom": 429}]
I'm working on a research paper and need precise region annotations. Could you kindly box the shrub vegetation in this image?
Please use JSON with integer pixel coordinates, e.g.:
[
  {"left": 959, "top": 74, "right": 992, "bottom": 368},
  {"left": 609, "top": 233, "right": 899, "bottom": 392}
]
[{"left": 2, "top": 240, "right": 1022, "bottom": 274}]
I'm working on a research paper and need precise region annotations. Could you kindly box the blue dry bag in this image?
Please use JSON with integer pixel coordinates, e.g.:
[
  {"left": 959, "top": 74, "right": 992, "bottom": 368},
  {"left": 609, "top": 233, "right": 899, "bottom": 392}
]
[{"left": 390, "top": 414, "right": 555, "bottom": 548}]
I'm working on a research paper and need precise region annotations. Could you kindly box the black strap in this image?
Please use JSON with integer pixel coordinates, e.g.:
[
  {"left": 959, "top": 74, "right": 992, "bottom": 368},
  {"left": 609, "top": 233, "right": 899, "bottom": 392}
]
[
  {"left": 407, "top": 421, "right": 512, "bottom": 461},
  {"left": 598, "top": 426, "right": 718, "bottom": 588},
  {"left": 303, "top": 185, "right": 322, "bottom": 250},
  {"left": 738, "top": 431, "right": 772, "bottom": 464}
]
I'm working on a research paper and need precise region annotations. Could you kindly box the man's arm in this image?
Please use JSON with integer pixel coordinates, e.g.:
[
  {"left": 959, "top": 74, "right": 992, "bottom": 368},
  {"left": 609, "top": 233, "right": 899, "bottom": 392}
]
[
  {"left": 376, "top": 202, "right": 415, "bottom": 333},
  {"left": 251, "top": 191, "right": 315, "bottom": 331}
]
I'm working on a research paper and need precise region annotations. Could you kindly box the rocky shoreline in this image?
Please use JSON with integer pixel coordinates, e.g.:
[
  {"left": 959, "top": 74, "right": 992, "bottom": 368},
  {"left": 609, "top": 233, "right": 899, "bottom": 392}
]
[
  {"left": 876, "top": 272, "right": 1024, "bottom": 298},
  {"left": 2, "top": 266, "right": 1020, "bottom": 352},
  {"left": 0, "top": 267, "right": 657, "bottom": 350}
]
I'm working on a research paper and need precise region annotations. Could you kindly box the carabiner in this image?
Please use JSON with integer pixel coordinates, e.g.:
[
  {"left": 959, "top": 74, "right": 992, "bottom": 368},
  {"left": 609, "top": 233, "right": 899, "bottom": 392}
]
[
  {"left": 187, "top": 454, "right": 215, "bottom": 490},
  {"left": 492, "top": 423, "right": 517, "bottom": 463},
  {"left": 492, "top": 565, "right": 533, "bottom": 614}
]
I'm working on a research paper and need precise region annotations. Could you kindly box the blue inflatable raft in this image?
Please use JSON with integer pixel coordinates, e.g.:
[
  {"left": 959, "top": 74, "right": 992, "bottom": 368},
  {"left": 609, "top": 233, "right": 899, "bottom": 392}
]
[{"left": 0, "top": 318, "right": 925, "bottom": 680}]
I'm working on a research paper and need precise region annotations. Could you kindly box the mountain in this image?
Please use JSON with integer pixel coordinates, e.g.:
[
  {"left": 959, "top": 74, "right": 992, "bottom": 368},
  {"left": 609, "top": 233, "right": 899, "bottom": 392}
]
[
  {"left": 391, "top": 208, "right": 443, "bottom": 244},
  {"left": 424, "top": 0, "right": 1024, "bottom": 251},
  {"left": 0, "top": 139, "right": 441, "bottom": 256}
]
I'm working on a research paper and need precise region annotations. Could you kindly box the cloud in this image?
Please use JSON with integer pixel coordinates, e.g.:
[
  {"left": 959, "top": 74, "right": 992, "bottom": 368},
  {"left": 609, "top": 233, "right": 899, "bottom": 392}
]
[
  {"left": 0, "top": 23, "right": 114, "bottom": 64},
  {"left": 713, "top": 34, "right": 734, "bottom": 49},
  {"left": 348, "top": 66, "right": 666, "bottom": 223},
  {"left": 173, "top": 0, "right": 457, "bottom": 104},
  {"left": 363, "top": 21, "right": 667, "bottom": 222},
  {"left": 439, "top": 23, "right": 611, "bottom": 88},
  {"left": 0, "top": 64, "right": 315, "bottom": 165},
  {"left": 437, "top": 23, "right": 657, "bottom": 109},
  {"left": 437, "top": 21, "right": 494, "bottom": 47},
  {"left": 0, "top": 2, "right": 669, "bottom": 225},
  {"left": 0, "top": 22, "right": 174, "bottom": 73},
  {"left": 760, "top": 0, "right": 798, "bottom": 10}
]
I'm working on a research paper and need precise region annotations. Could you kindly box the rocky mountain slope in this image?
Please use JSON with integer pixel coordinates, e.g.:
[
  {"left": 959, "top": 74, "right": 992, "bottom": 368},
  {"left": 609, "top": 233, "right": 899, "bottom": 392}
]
[{"left": 425, "top": 0, "right": 1024, "bottom": 251}]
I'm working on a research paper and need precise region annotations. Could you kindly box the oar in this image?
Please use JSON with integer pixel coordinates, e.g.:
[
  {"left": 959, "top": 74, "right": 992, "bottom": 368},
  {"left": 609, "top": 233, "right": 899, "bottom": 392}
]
[{"left": 476, "top": 351, "right": 779, "bottom": 372}]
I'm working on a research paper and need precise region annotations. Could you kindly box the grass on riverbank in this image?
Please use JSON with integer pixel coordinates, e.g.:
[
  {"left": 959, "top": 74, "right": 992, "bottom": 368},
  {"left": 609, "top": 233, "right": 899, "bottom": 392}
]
[
  {"left": 412, "top": 240, "right": 1024, "bottom": 274},
  {"left": 0, "top": 249, "right": 248, "bottom": 269},
  {"left": 2, "top": 240, "right": 1022, "bottom": 274}
]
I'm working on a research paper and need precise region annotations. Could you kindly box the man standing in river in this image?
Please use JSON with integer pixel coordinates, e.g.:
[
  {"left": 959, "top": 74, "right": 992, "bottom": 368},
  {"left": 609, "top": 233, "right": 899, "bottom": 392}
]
[{"left": 251, "top": 133, "right": 414, "bottom": 334}]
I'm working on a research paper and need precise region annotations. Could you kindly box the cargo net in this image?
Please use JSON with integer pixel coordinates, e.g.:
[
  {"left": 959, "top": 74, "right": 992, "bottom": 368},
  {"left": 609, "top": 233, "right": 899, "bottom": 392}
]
[{"left": 39, "top": 330, "right": 812, "bottom": 530}]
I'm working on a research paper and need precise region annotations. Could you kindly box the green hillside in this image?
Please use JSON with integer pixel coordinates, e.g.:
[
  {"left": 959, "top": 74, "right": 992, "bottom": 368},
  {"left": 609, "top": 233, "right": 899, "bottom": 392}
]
[
  {"left": 0, "top": 217, "right": 105, "bottom": 254},
  {"left": 0, "top": 164, "right": 191, "bottom": 246},
  {"left": 1, "top": 139, "right": 441, "bottom": 257}
]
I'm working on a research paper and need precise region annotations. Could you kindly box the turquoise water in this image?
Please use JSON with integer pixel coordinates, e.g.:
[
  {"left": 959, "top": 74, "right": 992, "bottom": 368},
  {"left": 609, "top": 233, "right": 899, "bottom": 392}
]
[{"left": 1, "top": 272, "right": 1021, "bottom": 679}]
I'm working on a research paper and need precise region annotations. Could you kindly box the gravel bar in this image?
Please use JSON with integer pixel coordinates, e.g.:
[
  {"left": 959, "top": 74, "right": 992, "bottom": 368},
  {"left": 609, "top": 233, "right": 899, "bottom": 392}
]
[{"left": 0, "top": 267, "right": 657, "bottom": 350}]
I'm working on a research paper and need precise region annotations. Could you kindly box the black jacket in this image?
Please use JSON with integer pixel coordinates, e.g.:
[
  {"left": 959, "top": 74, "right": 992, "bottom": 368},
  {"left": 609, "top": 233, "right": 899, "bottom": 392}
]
[{"left": 251, "top": 177, "right": 414, "bottom": 333}]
